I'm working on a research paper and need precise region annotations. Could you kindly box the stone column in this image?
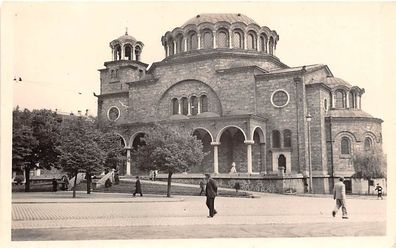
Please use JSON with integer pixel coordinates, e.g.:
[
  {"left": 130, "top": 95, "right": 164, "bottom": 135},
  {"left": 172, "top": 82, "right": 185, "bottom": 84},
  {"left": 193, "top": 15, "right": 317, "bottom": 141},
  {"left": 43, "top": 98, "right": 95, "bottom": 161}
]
[
  {"left": 243, "top": 33, "right": 247, "bottom": 49},
  {"left": 346, "top": 91, "right": 350, "bottom": 108},
  {"left": 331, "top": 92, "right": 336, "bottom": 108},
  {"left": 132, "top": 45, "right": 135, "bottom": 61},
  {"left": 260, "top": 142, "right": 266, "bottom": 174},
  {"left": 211, "top": 142, "right": 220, "bottom": 174},
  {"left": 111, "top": 48, "right": 115, "bottom": 61},
  {"left": 121, "top": 44, "right": 125, "bottom": 60},
  {"left": 187, "top": 98, "right": 191, "bottom": 116},
  {"left": 229, "top": 30, "right": 233, "bottom": 48},
  {"left": 244, "top": 140, "right": 254, "bottom": 174},
  {"left": 126, "top": 148, "right": 131, "bottom": 175},
  {"left": 166, "top": 45, "right": 169, "bottom": 57},
  {"left": 173, "top": 41, "right": 177, "bottom": 54},
  {"left": 178, "top": 99, "right": 182, "bottom": 115},
  {"left": 184, "top": 37, "right": 187, "bottom": 52},
  {"left": 197, "top": 33, "right": 201, "bottom": 49},
  {"left": 358, "top": 94, "right": 362, "bottom": 109},
  {"left": 257, "top": 37, "right": 261, "bottom": 52},
  {"left": 213, "top": 31, "right": 217, "bottom": 49},
  {"left": 197, "top": 97, "right": 201, "bottom": 114}
]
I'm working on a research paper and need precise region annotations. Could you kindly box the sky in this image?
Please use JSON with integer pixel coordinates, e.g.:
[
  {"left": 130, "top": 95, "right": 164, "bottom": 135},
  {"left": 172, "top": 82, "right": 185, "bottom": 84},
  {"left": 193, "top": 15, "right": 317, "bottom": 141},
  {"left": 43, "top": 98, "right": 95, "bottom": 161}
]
[{"left": 1, "top": 1, "right": 396, "bottom": 246}]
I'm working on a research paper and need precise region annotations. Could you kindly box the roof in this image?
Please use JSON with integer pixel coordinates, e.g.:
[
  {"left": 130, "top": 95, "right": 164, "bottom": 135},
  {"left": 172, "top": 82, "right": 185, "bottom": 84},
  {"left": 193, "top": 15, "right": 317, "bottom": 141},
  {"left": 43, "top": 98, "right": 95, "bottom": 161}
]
[
  {"left": 327, "top": 109, "right": 374, "bottom": 118},
  {"left": 111, "top": 33, "right": 137, "bottom": 44},
  {"left": 183, "top": 13, "right": 258, "bottom": 27},
  {"left": 269, "top": 64, "right": 325, "bottom": 74},
  {"left": 324, "top": 77, "right": 353, "bottom": 88}
]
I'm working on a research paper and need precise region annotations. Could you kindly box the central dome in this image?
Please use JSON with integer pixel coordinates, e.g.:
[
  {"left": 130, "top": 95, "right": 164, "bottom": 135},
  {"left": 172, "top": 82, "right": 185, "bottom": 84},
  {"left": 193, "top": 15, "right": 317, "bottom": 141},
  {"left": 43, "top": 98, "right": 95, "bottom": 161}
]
[{"left": 182, "top": 13, "right": 258, "bottom": 27}]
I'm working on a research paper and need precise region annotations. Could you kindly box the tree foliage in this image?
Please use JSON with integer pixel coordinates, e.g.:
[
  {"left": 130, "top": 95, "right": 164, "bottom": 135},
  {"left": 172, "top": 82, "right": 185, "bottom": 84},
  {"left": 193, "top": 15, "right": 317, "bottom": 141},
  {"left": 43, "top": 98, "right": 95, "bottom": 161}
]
[
  {"left": 133, "top": 124, "right": 205, "bottom": 197},
  {"left": 352, "top": 146, "right": 387, "bottom": 179}
]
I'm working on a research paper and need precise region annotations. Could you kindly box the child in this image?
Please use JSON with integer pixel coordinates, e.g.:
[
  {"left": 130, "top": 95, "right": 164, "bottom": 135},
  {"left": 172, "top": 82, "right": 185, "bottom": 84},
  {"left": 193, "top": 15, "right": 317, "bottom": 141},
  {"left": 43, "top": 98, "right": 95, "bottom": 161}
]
[{"left": 374, "top": 183, "right": 383, "bottom": 200}]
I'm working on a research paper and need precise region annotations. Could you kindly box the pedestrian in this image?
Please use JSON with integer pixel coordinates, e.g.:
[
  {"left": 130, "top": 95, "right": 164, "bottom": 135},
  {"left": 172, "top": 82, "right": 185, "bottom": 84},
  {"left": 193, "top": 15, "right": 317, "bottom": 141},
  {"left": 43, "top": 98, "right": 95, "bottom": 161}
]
[
  {"left": 199, "top": 179, "right": 205, "bottom": 196},
  {"left": 205, "top": 174, "right": 218, "bottom": 218},
  {"left": 332, "top": 177, "right": 348, "bottom": 219},
  {"left": 52, "top": 178, "right": 58, "bottom": 192},
  {"left": 133, "top": 176, "right": 143, "bottom": 197},
  {"left": 153, "top": 170, "right": 158, "bottom": 181},
  {"left": 374, "top": 183, "right": 383, "bottom": 200}
]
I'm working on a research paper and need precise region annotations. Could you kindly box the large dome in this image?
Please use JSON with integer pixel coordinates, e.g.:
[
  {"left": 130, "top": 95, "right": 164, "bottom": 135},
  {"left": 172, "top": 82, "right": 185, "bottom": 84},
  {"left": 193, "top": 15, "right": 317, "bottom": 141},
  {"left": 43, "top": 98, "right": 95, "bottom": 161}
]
[{"left": 182, "top": 13, "right": 258, "bottom": 27}]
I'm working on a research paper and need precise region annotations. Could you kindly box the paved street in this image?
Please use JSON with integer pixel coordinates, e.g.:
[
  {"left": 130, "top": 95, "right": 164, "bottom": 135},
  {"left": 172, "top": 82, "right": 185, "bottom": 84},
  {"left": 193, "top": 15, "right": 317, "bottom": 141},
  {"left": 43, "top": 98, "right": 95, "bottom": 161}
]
[{"left": 11, "top": 190, "right": 387, "bottom": 241}]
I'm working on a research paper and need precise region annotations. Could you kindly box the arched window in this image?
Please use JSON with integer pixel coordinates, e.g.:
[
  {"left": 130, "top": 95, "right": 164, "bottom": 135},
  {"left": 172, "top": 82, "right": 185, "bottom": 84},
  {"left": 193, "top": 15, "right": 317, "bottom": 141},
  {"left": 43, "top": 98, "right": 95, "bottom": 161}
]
[
  {"left": 217, "top": 30, "right": 228, "bottom": 48},
  {"left": 188, "top": 32, "right": 198, "bottom": 51},
  {"left": 349, "top": 92, "right": 355, "bottom": 108},
  {"left": 341, "top": 137, "right": 351, "bottom": 155},
  {"left": 278, "top": 154, "right": 286, "bottom": 172},
  {"left": 260, "top": 35, "right": 267, "bottom": 52},
  {"left": 324, "top": 99, "right": 328, "bottom": 111},
  {"left": 202, "top": 30, "right": 213, "bottom": 49},
  {"left": 272, "top": 130, "right": 281, "bottom": 148},
  {"left": 232, "top": 31, "right": 243, "bottom": 48},
  {"left": 124, "top": 45, "right": 132, "bottom": 60},
  {"left": 190, "top": 96, "right": 198, "bottom": 115},
  {"left": 175, "top": 35, "right": 183, "bottom": 54},
  {"left": 247, "top": 32, "right": 257, "bottom": 50},
  {"left": 135, "top": 46, "right": 142, "bottom": 61},
  {"left": 269, "top": 37, "right": 274, "bottom": 55},
  {"left": 114, "top": 45, "right": 121, "bottom": 60},
  {"left": 168, "top": 40, "right": 174, "bottom": 55},
  {"left": 283, "top": 129, "right": 291, "bottom": 148},
  {"left": 364, "top": 137, "right": 372, "bottom": 151},
  {"left": 181, "top": 97, "right": 188, "bottom": 115},
  {"left": 172, "top": 98, "right": 179, "bottom": 115},
  {"left": 200, "top": 95, "right": 208, "bottom": 112},
  {"left": 335, "top": 90, "right": 345, "bottom": 108}
]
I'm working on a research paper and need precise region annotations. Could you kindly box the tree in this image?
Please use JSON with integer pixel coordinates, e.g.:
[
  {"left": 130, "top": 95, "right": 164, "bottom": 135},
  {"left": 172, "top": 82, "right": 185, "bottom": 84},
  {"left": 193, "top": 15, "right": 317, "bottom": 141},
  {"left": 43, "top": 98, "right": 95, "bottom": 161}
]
[
  {"left": 57, "top": 116, "right": 105, "bottom": 197},
  {"left": 133, "top": 124, "right": 205, "bottom": 197},
  {"left": 12, "top": 108, "right": 62, "bottom": 192},
  {"left": 352, "top": 146, "right": 387, "bottom": 180}
]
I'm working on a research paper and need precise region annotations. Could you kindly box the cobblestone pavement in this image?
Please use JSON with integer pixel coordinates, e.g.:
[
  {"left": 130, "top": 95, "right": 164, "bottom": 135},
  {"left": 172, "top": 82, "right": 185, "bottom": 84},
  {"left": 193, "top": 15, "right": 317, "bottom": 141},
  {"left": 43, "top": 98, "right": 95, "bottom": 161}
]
[{"left": 11, "top": 191, "right": 387, "bottom": 240}]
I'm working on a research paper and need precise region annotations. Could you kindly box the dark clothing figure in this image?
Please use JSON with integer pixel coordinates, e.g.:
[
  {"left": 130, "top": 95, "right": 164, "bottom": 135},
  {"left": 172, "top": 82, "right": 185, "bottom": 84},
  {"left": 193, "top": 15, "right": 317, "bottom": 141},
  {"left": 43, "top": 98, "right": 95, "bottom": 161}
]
[
  {"left": 52, "top": 178, "right": 58, "bottom": 192},
  {"left": 332, "top": 177, "right": 348, "bottom": 219},
  {"left": 133, "top": 177, "right": 143, "bottom": 197},
  {"left": 375, "top": 184, "right": 383, "bottom": 199},
  {"left": 199, "top": 180, "right": 205, "bottom": 196},
  {"left": 205, "top": 174, "right": 218, "bottom": 217}
]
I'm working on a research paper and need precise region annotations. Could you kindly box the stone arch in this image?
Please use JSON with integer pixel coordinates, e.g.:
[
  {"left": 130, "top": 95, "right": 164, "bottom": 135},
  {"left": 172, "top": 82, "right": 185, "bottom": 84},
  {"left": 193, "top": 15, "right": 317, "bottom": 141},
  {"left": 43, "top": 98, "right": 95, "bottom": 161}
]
[
  {"left": 156, "top": 79, "right": 223, "bottom": 119},
  {"left": 251, "top": 126, "right": 265, "bottom": 173},
  {"left": 250, "top": 126, "right": 265, "bottom": 142},
  {"left": 362, "top": 131, "right": 379, "bottom": 143},
  {"left": 192, "top": 128, "right": 214, "bottom": 173},
  {"left": 217, "top": 126, "right": 247, "bottom": 173},
  {"left": 335, "top": 131, "right": 358, "bottom": 142},
  {"left": 128, "top": 131, "right": 147, "bottom": 148},
  {"left": 114, "top": 132, "right": 127, "bottom": 148}
]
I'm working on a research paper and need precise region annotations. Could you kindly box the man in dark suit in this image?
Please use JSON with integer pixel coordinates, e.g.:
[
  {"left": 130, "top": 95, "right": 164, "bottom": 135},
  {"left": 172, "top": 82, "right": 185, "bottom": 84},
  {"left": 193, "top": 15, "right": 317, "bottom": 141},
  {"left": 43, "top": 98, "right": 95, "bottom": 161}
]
[
  {"left": 205, "top": 174, "right": 218, "bottom": 218},
  {"left": 133, "top": 176, "right": 143, "bottom": 197},
  {"left": 332, "top": 177, "right": 348, "bottom": 219}
]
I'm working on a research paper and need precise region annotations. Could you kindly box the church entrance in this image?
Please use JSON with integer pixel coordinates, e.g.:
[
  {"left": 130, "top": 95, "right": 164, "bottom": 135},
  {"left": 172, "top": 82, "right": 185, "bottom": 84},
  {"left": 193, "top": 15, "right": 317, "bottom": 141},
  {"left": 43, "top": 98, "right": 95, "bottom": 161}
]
[{"left": 278, "top": 154, "right": 286, "bottom": 173}]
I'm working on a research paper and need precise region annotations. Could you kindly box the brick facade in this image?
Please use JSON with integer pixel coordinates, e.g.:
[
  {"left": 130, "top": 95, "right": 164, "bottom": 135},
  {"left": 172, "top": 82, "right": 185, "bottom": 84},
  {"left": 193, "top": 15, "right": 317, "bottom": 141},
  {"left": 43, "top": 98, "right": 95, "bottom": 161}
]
[{"left": 96, "top": 14, "right": 383, "bottom": 193}]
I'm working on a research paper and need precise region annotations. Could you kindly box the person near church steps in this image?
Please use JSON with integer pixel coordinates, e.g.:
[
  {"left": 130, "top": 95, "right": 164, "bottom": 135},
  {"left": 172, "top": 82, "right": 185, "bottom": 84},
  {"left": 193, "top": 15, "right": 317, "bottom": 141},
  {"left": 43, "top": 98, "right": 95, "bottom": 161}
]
[
  {"left": 332, "top": 177, "right": 348, "bottom": 219},
  {"left": 205, "top": 174, "right": 218, "bottom": 218},
  {"left": 133, "top": 176, "right": 143, "bottom": 197}
]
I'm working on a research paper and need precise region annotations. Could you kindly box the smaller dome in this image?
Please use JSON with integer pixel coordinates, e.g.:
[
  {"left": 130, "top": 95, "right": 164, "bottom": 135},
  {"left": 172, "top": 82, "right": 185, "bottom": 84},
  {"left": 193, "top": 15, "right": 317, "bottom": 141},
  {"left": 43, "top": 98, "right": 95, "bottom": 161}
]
[
  {"left": 325, "top": 77, "right": 352, "bottom": 88},
  {"left": 115, "top": 33, "right": 137, "bottom": 43},
  {"left": 183, "top": 13, "right": 258, "bottom": 27}
]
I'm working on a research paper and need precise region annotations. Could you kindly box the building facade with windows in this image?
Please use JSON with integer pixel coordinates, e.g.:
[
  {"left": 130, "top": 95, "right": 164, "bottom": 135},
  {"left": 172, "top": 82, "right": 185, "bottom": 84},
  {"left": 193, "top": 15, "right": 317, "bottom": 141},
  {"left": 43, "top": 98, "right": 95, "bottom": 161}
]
[{"left": 96, "top": 13, "right": 383, "bottom": 193}]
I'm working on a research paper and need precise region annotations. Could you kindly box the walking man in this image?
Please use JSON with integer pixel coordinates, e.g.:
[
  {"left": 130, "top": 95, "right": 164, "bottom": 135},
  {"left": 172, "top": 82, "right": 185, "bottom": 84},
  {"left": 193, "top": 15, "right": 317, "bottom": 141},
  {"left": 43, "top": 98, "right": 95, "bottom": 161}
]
[
  {"left": 133, "top": 176, "right": 143, "bottom": 197},
  {"left": 205, "top": 174, "right": 217, "bottom": 218},
  {"left": 332, "top": 177, "right": 348, "bottom": 219},
  {"left": 374, "top": 183, "right": 383, "bottom": 200}
]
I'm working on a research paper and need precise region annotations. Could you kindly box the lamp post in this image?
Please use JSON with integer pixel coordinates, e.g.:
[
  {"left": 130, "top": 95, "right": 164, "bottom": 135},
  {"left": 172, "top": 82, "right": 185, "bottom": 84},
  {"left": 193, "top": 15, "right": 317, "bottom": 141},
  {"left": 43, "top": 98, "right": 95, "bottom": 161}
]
[{"left": 306, "top": 113, "right": 313, "bottom": 193}]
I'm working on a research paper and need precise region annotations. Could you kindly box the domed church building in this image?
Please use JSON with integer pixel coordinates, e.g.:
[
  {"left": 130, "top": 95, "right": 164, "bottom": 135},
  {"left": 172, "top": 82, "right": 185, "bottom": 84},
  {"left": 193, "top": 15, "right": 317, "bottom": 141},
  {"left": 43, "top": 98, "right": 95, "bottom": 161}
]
[{"left": 96, "top": 14, "right": 383, "bottom": 193}]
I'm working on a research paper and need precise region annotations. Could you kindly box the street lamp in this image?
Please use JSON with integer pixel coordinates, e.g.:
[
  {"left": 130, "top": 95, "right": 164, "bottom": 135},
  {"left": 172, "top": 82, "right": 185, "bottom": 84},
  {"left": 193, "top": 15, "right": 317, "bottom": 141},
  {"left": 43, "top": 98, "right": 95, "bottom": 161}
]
[{"left": 306, "top": 113, "right": 313, "bottom": 193}]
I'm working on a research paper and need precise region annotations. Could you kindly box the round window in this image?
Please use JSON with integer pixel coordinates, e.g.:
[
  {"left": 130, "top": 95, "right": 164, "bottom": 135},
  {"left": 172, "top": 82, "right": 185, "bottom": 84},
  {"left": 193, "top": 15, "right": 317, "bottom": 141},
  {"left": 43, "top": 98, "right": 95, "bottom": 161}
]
[
  {"left": 108, "top": 106, "right": 120, "bottom": 121},
  {"left": 271, "top": 90, "right": 290, "bottom": 108}
]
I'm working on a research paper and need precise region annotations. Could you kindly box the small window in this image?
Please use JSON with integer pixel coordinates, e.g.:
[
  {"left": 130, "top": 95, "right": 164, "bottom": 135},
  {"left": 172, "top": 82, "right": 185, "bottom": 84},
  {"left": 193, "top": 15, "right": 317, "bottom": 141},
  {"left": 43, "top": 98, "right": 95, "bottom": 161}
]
[
  {"left": 217, "top": 31, "right": 228, "bottom": 48},
  {"left": 124, "top": 45, "right": 132, "bottom": 60},
  {"left": 341, "top": 137, "right": 350, "bottom": 155},
  {"left": 364, "top": 137, "right": 372, "bottom": 151},
  {"left": 272, "top": 130, "right": 281, "bottom": 148},
  {"left": 190, "top": 96, "right": 198, "bottom": 115},
  {"left": 188, "top": 32, "right": 198, "bottom": 50},
  {"left": 233, "top": 31, "right": 243, "bottom": 48},
  {"left": 172, "top": 98, "right": 179, "bottom": 115},
  {"left": 324, "top": 99, "right": 328, "bottom": 111},
  {"left": 335, "top": 90, "right": 345, "bottom": 109},
  {"left": 260, "top": 35, "right": 267, "bottom": 52},
  {"left": 181, "top": 97, "right": 188, "bottom": 115},
  {"left": 108, "top": 107, "right": 120, "bottom": 121},
  {"left": 283, "top": 129, "right": 291, "bottom": 148},
  {"left": 247, "top": 33, "right": 256, "bottom": 50},
  {"left": 201, "top": 95, "right": 208, "bottom": 112},
  {"left": 269, "top": 37, "right": 274, "bottom": 55},
  {"left": 202, "top": 31, "right": 213, "bottom": 49}
]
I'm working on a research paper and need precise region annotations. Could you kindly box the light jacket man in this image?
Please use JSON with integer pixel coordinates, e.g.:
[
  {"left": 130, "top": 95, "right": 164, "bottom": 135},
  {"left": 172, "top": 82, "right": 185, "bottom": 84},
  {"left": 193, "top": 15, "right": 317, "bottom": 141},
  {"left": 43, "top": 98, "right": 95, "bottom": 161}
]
[{"left": 332, "top": 177, "right": 348, "bottom": 219}]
